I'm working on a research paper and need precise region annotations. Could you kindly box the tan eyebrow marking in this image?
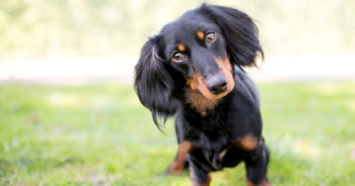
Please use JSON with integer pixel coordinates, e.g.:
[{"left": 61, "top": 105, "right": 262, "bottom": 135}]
[
  {"left": 197, "top": 31, "right": 204, "bottom": 40},
  {"left": 178, "top": 43, "right": 185, "bottom": 52}
]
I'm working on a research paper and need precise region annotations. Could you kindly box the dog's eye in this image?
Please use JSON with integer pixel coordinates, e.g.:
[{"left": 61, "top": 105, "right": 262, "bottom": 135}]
[
  {"left": 206, "top": 32, "right": 215, "bottom": 42},
  {"left": 172, "top": 52, "right": 184, "bottom": 62}
]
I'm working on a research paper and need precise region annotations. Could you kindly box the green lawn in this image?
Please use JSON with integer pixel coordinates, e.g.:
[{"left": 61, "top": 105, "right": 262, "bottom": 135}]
[{"left": 0, "top": 82, "right": 354, "bottom": 185}]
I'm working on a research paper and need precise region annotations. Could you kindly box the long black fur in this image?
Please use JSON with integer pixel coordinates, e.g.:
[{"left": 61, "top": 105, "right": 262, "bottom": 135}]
[
  {"left": 134, "top": 4, "right": 263, "bottom": 128},
  {"left": 197, "top": 5, "right": 264, "bottom": 67},
  {"left": 134, "top": 36, "right": 183, "bottom": 129},
  {"left": 134, "top": 4, "right": 269, "bottom": 185}
]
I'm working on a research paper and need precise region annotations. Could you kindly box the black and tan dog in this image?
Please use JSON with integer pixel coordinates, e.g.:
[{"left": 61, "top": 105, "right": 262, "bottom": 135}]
[{"left": 134, "top": 4, "right": 270, "bottom": 186}]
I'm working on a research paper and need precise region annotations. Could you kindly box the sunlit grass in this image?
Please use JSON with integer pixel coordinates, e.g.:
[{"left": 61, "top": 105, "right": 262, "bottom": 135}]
[{"left": 0, "top": 82, "right": 355, "bottom": 185}]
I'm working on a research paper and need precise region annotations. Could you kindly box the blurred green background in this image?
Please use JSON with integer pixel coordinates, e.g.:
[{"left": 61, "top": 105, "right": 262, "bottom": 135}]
[{"left": 1, "top": 0, "right": 355, "bottom": 59}]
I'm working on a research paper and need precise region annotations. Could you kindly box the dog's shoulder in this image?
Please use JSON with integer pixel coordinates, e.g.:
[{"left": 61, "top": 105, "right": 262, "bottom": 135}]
[{"left": 232, "top": 65, "right": 260, "bottom": 106}]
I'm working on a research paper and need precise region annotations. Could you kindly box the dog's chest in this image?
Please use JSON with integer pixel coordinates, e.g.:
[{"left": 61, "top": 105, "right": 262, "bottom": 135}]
[
  {"left": 181, "top": 97, "right": 252, "bottom": 170},
  {"left": 190, "top": 134, "right": 245, "bottom": 171}
]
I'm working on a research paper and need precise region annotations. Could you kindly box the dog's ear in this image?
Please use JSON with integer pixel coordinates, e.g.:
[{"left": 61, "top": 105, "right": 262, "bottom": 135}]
[
  {"left": 199, "top": 4, "right": 263, "bottom": 67},
  {"left": 134, "top": 36, "right": 181, "bottom": 130}
]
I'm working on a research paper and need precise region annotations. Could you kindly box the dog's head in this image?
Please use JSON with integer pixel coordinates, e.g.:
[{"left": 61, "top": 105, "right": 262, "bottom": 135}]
[{"left": 134, "top": 4, "right": 263, "bottom": 128}]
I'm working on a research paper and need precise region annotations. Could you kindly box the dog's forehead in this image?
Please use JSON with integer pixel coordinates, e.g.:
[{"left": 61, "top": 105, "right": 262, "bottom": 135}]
[{"left": 160, "top": 12, "right": 220, "bottom": 45}]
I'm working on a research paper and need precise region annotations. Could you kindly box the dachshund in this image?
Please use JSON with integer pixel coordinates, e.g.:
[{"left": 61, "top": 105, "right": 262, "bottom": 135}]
[{"left": 134, "top": 4, "right": 270, "bottom": 186}]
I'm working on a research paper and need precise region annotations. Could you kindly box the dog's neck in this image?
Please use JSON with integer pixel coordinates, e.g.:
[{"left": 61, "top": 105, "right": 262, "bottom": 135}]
[
  {"left": 183, "top": 87, "right": 226, "bottom": 116},
  {"left": 182, "top": 89, "right": 233, "bottom": 139}
]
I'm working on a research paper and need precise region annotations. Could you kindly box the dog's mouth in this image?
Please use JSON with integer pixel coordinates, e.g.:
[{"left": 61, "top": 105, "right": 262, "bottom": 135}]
[
  {"left": 185, "top": 57, "right": 235, "bottom": 100},
  {"left": 184, "top": 57, "right": 235, "bottom": 114}
]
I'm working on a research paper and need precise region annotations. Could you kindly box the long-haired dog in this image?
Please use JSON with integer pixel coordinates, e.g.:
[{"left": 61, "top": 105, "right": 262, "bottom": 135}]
[{"left": 134, "top": 4, "right": 270, "bottom": 186}]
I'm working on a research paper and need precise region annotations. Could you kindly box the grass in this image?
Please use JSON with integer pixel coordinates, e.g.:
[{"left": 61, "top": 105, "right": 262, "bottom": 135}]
[{"left": 0, "top": 82, "right": 354, "bottom": 185}]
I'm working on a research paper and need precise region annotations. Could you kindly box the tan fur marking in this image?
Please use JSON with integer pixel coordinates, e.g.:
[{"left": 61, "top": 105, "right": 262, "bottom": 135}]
[
  {"left": 178, "top": 43, "right": 185, "bottom": 52},
  {"left": 215, "top": 57, "right": 234, "bottom": 95},
  {"left": 215, "top": 57, "right": 233, "bottom": 71},
  {"left": 185, "top": 71, "right": 221, "bottom": 115},
  {"left": 245, "top": 177, "right": 270, "bottom": 186},
  {"left": 197, "top": 31, "right": 204, "bottom": 40},
  {"left": 184, "top": 57, "right": 235, "bottom": 115},
  {"left": 233, "top": 134, "right": 259, "bottom": 151},
  {"left": 167, "top": 141, "right": 192, "bottom": 175}
]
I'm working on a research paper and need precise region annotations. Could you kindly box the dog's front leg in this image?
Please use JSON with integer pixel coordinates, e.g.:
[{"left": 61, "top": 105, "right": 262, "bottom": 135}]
[
  {"left": 166, "top": 141, "right": 192, "bottom": 175},
  {"left": 189, "top": 161, "right": 211, "bottom": 186},
  {"left": 243, "top": 141, "right": 270, "bottom": 186}
]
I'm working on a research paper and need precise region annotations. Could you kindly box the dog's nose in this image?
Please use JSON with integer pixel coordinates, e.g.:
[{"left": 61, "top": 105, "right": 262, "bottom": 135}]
[{"left": 207, "top": 75, "right": 228, "bottom": 95}]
